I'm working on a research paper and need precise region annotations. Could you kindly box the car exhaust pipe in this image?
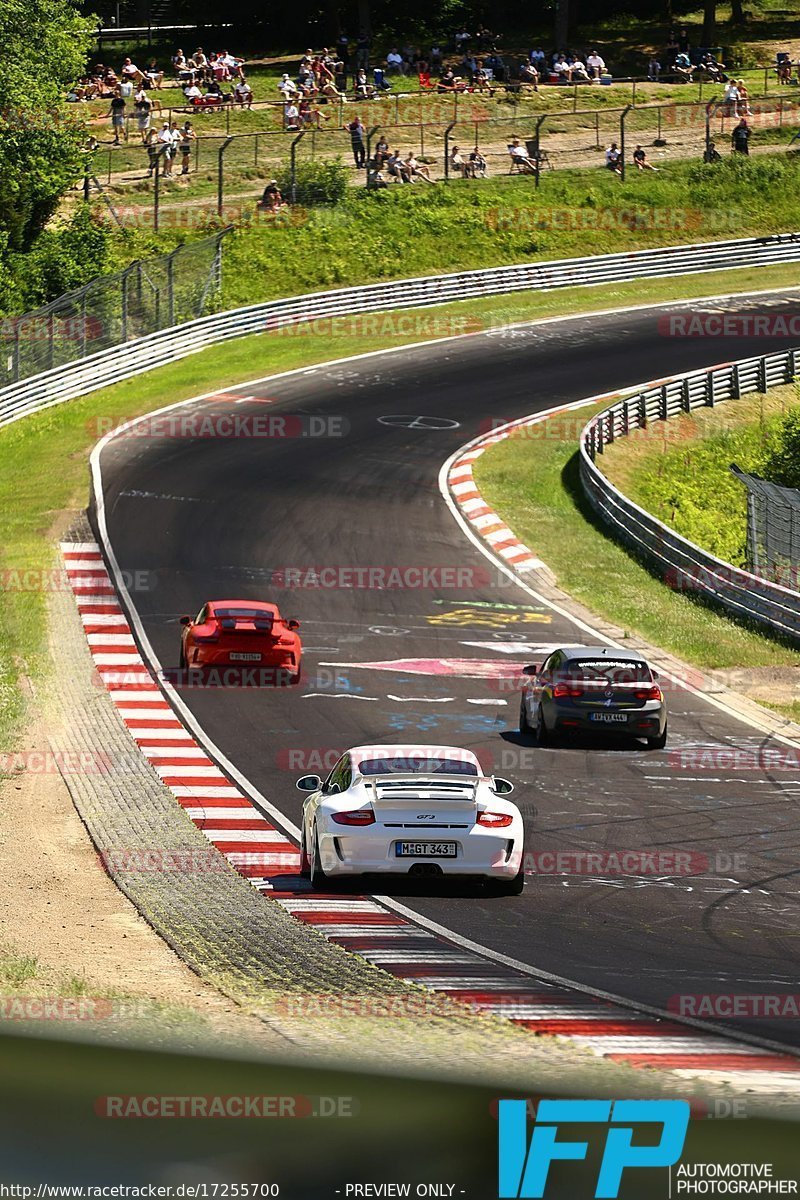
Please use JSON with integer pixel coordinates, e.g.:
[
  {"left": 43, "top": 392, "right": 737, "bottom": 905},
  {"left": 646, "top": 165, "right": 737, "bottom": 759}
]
[{"left": 408, "top": 863, "right": 443, "bottom": 878}]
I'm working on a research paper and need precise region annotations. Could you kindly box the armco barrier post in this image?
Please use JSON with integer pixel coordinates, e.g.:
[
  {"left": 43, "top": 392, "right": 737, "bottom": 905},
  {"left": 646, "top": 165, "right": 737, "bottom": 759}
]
[
  {"left": 444, "top": 122, "right": 456, "bottom": 181},
  {"left": 290, "top": 131, "right": 306, "bottom": 203},
  {"left": 217, "top": 136, "right": 233, "bottom": 218},
  {"left": 619, "top": 104, "right": 632, "bottom": 180},
  {"left": 534, "top": 115, "right": 547, "bottom": 188}
]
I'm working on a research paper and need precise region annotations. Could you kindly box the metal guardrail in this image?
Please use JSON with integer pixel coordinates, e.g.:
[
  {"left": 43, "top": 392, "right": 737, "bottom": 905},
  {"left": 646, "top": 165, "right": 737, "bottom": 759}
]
[
  {"left": 580, "top": 347, "right": 800, "bottom": 643},
  {"left": 3, "top": 231, "right": 800, "bottom": 431}
]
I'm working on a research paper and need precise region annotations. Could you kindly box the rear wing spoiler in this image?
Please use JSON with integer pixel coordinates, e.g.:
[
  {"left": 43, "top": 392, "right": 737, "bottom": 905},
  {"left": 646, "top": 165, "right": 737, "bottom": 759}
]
[{"left": 361, "top": 772, "right": 481, "bottom": 805}]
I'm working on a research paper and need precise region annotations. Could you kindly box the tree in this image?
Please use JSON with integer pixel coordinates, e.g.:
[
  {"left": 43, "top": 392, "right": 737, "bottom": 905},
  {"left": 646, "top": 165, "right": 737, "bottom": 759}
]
[
  {"left": 0, "top": 0, "right": 97, "bottom": 258},
  {"left": 701, "top": 0, "right": 716, "bottom": 45}
]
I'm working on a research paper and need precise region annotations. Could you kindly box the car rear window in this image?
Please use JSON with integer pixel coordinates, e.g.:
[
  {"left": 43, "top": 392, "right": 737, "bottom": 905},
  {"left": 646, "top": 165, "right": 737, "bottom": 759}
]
[
  {"left": 561, "top": 659, "right": 651, "bottom": 684},
  {"left": 358, "top": 757, "right": 479, "bottom": 776},
  {"left": 214, "top": 608, "right": 271, "bottom": 620}
]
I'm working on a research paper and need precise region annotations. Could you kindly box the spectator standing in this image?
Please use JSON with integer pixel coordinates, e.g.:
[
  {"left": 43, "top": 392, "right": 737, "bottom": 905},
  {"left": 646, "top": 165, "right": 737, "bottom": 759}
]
[
  {"left": 356, "top": 32, "right": 370, "bottom": 69},
  {"left": 731, "top": 119, "right": 750, "bottom": 155},
  {"left": 647, "top": 56, "right": 661, "bottom": 81},
  {"left": 178, "top": 120, "right": 196, "bottom": 174},
  {"left": 134, "top": 86, "right": 152, "bottom": 142},
  {"left": 347, "top": 115, "right": 366, "bottom": 166},
  {"left": 107, "top": 88, "right": 127, "bottom": 144},
  {"left": 158, "top": 121, "right": 174, "bottom": 175}
]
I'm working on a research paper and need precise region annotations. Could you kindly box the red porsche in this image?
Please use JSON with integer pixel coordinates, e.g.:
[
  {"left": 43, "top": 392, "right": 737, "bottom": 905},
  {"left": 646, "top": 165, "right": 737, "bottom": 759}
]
[{"left": 179, "top": 600, "right": 302, "bottom": 683}]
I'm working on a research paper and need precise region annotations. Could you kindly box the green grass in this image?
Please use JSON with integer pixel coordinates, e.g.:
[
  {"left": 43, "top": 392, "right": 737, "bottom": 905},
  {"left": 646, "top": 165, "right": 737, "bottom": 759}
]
[
  {"left": 601, "top": 384, "right": 799, "bottom": 566},
  {"left": 473, "top": 392, "right": 800, "bottom": 672},
  {"left": 3, "top": 259, "right": 800, "bottom": 751}
]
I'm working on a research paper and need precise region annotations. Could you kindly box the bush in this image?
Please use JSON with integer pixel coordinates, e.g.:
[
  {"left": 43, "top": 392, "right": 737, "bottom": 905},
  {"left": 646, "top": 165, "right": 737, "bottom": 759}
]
[
  {"left": 7, "top": 206, "right": 109, "bottom": 310},
  {"left": 761, "top": 407, "right": 800, "bottom": 489},
  {"left": 276, "top": 158, "right": 348, "bottom": 207}
]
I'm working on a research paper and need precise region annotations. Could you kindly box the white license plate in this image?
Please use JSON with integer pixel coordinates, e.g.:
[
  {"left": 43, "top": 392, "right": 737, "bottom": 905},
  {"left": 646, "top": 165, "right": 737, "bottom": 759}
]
[
  {"left": 230, "top": 652, "right": 262, "bottom": 662},
  {"left": 590, "top": 712, "right": 628, "bottom": 723},
  {"left": 396, "top": 841, "right": 457, "bottom": 858}
]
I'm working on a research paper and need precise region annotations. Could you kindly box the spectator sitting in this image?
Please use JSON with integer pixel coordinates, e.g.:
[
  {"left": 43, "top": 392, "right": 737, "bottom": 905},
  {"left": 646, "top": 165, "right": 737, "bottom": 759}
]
[
  {"left": 731, "top": 117, "right": 750, "bottom": 155},
  {"left": 386, "top": 48, "right": 404, "bottom": 74},
  {"left": 519, "top": 61, "right": 539, "bottom": 89},
  {"left": 737, "top": 78, "right": 752, "bottom": 114},
  {"left": 586, "top": 49, "right": 606, "bottom": 79},
  {"left": 183, "top": 81, "right": 203, "bottom": 103},
  {"left": 605, "top": 141, "right": 622, "bottom": 174},
  {"left": 673, "top": 52, "right": 693, "bottom": 81},
  {"left": 354, "top": 68, "right": 373, "bottom": 98},
  {"left": 460, "top": 53, "right": 477, "bottom": 79},
  {"left": 465, "top": 145, "right": 487, "bottom": 177},
  {"left": 508, "top": 137, "right": 536, "bottom": 172},
  {"left": 299, "top": 97, "right": 329, "bottom": 128},
  {"left": 530, "top": 47, "right": 546, "bottom": 71},
  {"left": 284, "top": 100, "right": 301, "bottom": 129},
  {"left": 209, "top": 53, "right": 231, "bottom": 81},
  {"left": 449, "top": 144, "right": 464, "bottom": 175},
  {"left": 193, "top": 48, "right": 209, "bottom": 78},
  {"left": 144, "top": 58, "right": 163, "bottom": 89},
  {"left": 776, "top": 52, "right": 792, "bottom": 83},
  {"left": 374, "top": 135, "right": 390, "bottom": 166},
  {"left": 633, "top": 144, "right": 659, "bottom": 171},
  {"left": 278, "top": 73, "right": 298, "bottom": 98},
  {"left": 233, "top": 78, "right": 253, "bottom": 107},
  {"left": 172, "top": 49, "right": 190, "bottom": 78},
  {"left": 405, "top": 151, "right": 435, "bottom": 183},
  {"left": 205, "top": 78, "right": 231, "bottom": 103},
  {"left": 385, "top": 149, "right": 404, "bottom": 180},
  {"left": 722, "top": 78, "right": 741, "bottom": 115},
  {"left": 703, "top": 138, "right": 722, "bottom": 162},
  {"left": 220, "top": 50, "right": 245, "bottom": 79},
  {"left": 474, "top": 65, "right": 495, "bottom": 93},
  {"left": 647, "top": 56, "right": 661, "bottom": 81},
  {"left": 570, "top": 57, "right": 590, "bottom": 82},
  {"left": 257, "top": 180, "right": 285, "bottom": 212},
  {"left": 121, "top": 57, "right": 144, "bottom": 85}
]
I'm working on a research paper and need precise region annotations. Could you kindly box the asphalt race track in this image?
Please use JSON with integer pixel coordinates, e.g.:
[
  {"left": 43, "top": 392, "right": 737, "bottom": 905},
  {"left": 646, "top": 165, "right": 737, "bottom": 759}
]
[{"left": 97, "top": 293, "right": 800, "bottom": 1048}]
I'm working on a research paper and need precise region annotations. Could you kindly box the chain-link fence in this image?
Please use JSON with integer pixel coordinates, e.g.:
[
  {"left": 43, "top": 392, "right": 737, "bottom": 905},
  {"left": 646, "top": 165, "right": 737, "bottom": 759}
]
[
  {"left": 0, "top": 229, "right": 232, "bottom": 386},
  {"left": 731, "top": 465, "right": 800, "bottom": 586}
]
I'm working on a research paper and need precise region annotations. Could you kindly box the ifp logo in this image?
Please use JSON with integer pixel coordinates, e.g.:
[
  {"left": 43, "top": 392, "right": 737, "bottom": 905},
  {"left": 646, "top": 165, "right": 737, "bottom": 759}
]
[{"left": 498, "top": 1099, "right": 689, "bottom": 1198}]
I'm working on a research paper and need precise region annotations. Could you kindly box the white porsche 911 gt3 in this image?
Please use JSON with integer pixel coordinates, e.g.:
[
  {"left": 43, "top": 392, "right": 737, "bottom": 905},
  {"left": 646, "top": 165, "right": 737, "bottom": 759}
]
[{"left": 295, "top": 744, "right": 525, "bottom": 894}]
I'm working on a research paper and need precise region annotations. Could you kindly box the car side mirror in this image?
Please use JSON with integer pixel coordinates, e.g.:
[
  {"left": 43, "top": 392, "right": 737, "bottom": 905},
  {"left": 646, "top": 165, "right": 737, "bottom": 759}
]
[
  {"left": 522, "top": 663, "right": 540, "bottom": 676},
  {"left": 295, "top": 774, "right": 321, "bottom": 792},
  {"left": 286, "top": 619, "right": 300, "bottom": 630},
  {"left": 491, "top": 776, "right": 514, "bottom": 795},
  {"left": 179, "top": 616, "right": 191, "bottom": 626}
]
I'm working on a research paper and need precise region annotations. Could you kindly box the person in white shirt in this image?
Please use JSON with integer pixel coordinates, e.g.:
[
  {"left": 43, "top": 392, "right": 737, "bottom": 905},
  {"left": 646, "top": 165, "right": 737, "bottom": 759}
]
[
  {"left": 508, "top": 137, "right": 535, "bottom": 172},
  {"left": 233, "top": 78, "right": 252, "bottom": 107},
  {"left": 183, "top": 82, "right": 202, "bottom": 102},
  {"left": 386, "top": 48, "right": 404, "bottom": 73},
  {"left": 284, "top": 101, "right": 300, "bottom": 129},
  {"left": 586, "top": 51, "right": 605, "bottom": 79},
  {"left": 158, "top": 122, "right": 174, "bottom": 175},
  {"left": 278, "top": 73, "right": 297, "bottom": 97},
  {"left": 221, "top": 51, "right": 245, "bottom": 78},
  {"left": 570, "top": 58, "right": 589, "bottom": 82},
  {"left": 605, "top": 141, "right": 622, "bottom": 175}
]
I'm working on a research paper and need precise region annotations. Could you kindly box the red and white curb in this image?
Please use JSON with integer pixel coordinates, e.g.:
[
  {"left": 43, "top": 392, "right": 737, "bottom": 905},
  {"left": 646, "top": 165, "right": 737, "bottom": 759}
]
[
  {"left": 62, "top": 540, "right": 800, "bottom": 1086},
  {"left": 446, "top": 403, "right": 600, "bottom": 574}
]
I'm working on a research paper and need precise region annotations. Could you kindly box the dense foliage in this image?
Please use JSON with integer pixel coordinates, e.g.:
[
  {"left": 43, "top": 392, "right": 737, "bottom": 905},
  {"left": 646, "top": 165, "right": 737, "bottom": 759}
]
[{"left": 0, "top": 0, "right": 101, "bottom": 311}]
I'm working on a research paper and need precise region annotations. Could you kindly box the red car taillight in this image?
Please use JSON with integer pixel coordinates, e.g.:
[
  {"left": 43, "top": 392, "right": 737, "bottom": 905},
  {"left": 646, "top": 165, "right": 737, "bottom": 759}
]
[
  {"left": 553, "top": 682, "right": 582, "bottom": 699},
  {"left": 635, "top": 685, "right": 662, "bottom": 701},
  {"left": 331, "top": 809, "right": 376, "bottom": 826},
  {"left": 477, "top": 811, "right": 513, "bottom": 828}
]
